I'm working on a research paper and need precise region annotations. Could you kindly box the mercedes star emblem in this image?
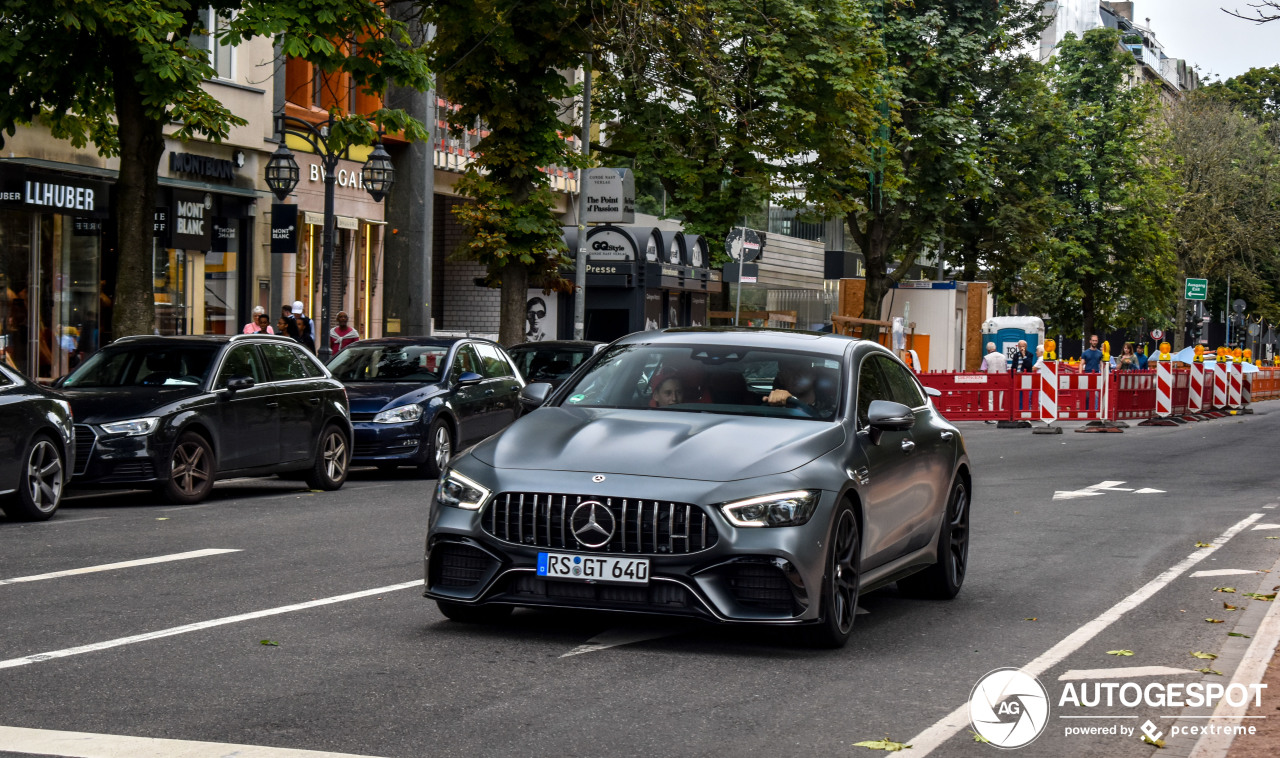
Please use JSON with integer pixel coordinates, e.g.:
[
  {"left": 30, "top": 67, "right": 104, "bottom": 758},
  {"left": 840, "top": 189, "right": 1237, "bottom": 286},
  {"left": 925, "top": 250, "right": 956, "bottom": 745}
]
[
  {"left": 592, "top": 474, "right": 606, "bottom": 483},
  {"left": 570, "top": 501, "right": 615, "bottom": 549}
]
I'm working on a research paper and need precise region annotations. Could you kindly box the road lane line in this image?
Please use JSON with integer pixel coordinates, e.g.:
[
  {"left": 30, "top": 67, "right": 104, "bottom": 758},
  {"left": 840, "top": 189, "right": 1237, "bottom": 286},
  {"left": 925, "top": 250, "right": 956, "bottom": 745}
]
[
  {"left": 1059, "top": 666, "right": 1197, "bottom": 680},
  {"left": 0, "top": 580, "right": 422, "bottom": 670},
  {"left": 0, "top": 549, "right": 242, "bottom": 587},
  {"left": 903, "top": 512, "right": 1264, "bottom": 756},
  {"left": 1191, "top": 569, "right": 1262, "bottom": 578},
  {"left": 1250, "top": 523, "right": 1280, "bottom": 530},
  {"left": 561, "top": 627, "right": 683, "bottom": 657},
  {"left": 0, "top": 725, "right": 388, "bottom": 758}
]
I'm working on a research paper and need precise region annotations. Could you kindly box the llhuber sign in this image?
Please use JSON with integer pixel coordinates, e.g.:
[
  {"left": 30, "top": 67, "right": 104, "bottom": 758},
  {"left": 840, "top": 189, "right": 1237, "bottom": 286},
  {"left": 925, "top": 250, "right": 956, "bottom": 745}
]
[{"left": 581, "top": 168, "right": 635, "bottom": 224}]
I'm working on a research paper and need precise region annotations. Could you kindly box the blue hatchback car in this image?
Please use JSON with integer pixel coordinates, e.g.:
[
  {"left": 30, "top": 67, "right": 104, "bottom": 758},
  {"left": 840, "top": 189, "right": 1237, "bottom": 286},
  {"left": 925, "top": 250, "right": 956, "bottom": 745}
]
[{"left": 327, "top": 337, "right": 525, "bottom": 477}]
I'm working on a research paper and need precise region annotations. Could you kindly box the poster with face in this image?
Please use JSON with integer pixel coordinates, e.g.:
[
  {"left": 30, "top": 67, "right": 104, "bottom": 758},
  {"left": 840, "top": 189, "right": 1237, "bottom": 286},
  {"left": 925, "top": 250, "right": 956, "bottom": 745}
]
[
  {"left": 525, "top": 290, "right": 558, "bottom": 342},
  {"left": 644, "top": 290, "right": 662, "bottom": 332}
]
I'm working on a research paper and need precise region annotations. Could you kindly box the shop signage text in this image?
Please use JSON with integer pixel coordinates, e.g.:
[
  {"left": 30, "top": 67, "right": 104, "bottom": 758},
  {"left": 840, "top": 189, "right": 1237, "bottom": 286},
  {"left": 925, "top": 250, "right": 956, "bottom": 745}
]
[
  {"left": 271, "top": 203, "right": 299, "bottom": 254},
  {"left": 171, "top": 190, "right": 213, "bottom": 250},
  {"left": 0, "top": 167, "right": 110, "bottom": 215},
  {"left": 169, "top": 151, "right": 242, "bottom": 180},
  {"left": 581, "top": 168, "right": 635, "bottom": 224},
  {"left": 587, "top": 228, "right": 635, "bottom": 261},
  {"left": 309, "top": 163, "right": 365, "bottom": 190}
]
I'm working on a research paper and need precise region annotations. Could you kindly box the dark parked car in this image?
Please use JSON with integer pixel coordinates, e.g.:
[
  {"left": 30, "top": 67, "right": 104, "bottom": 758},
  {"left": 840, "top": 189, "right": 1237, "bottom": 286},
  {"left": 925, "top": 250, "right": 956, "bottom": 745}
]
[
  {"left": 328, "top": 337, "right": 524, "bottom": 477},
  {"left": 58, "top": 334, "right": 352, "bottom": 504},
  {"left": 425, "top": 328, "right": 969, "bottom": 647},
  {"left": 506, "top": 340, "right": 603, "bottom": 389},
  {"left": 0, "top": 363, "right": 74, "bottom": 521}
]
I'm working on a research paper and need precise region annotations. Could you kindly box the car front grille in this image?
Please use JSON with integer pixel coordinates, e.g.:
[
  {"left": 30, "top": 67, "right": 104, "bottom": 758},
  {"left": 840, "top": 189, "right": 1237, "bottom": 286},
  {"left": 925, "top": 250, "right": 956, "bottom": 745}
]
[
  {"left": 507, "top": 575, "right": 692, "bottom": 609},
  {"left": 100, "top": 461, "right": 158, "bottom": 483},
  {"left": 436, "top": 543, "right": 495, "bottom": 588},
  {"left": 483, "top": 493, "right": 718, "bottom": 555},
  {"left": 350, "top": 412, "right": 377, "bottom": 422},
  {"left": 73, "top": 425, "right": 97, "bottom": 475},
  {"left": 726, "top": 563, "right": 795, "bottom": 614}
]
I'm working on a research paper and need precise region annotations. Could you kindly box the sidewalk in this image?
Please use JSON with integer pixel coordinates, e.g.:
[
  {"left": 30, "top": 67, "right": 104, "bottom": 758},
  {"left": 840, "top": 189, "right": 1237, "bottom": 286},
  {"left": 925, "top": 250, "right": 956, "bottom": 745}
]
[{"left": 1225, "top": 640, "right": 1280, "bottom": 758}]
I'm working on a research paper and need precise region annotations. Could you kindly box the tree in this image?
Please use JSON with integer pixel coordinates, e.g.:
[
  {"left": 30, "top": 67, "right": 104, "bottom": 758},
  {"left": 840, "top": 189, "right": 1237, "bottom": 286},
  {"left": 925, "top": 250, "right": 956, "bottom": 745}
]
[
  {"left": 595, "top": 0, "right": 884, "bottom": 263},
  {"left": 1020, "top": 28, "right": 1175, "bottom": 340},
  {"left": 423, "top": 0, "right": 597, "bottom": 346},
  {"left": 0, "top": 1, "right": 430, "bottom": 338},
  {"left": 1201, "top": 65, "right": 1280, "bottom": 123},
  {"left": 1224, "top": 2, "right": 1280, "bottom": 23}
]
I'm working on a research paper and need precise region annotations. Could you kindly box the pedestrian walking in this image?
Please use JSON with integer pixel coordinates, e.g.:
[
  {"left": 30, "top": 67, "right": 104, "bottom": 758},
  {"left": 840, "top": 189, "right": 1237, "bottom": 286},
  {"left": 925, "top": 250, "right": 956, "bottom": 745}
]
[
  {"left": 329, "top": 311, "right": 359, "bottom": 355},
  {"left": 1081, "top": 335, "right": 1104, "bottom": 373},
  {"left": 285, "top": 300, "right": 314, "bottom": 352},
  {"left": 242, "top": 306, "right": 273, "bottom": 334},
  {"left": 1113, "top": 342, "right": 1139, "bottom": 371},
  {"left": 1008, "top": 340, "right": 1034, "bottom": 373},
  {"left": 980, "top": 342, "right": 1007, "bottom": 373}
]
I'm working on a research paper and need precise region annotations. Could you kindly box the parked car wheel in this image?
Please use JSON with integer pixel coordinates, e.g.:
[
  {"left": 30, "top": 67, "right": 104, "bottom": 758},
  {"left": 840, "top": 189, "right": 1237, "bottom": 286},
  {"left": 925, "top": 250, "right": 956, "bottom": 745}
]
[
  {"left": 305, "top": 424, "right": 350, "bottom": 490},
  {"left": 414, "top": 418, "right": 453, "bottom": 479},
  {"left": 804, "top": 502, "right": 860, "bottom": 649},
  {"left": 162, "top": 432, "right": 216, "bottom": 505},
  {"left": 436, "top": 599, "right": 512, "bottom": 624},
  {"left": 898, "top": 477, "right": 969, "bottom": 600},
  {"left": 5, "top": 434, "right": 66, "bottom": 521}
]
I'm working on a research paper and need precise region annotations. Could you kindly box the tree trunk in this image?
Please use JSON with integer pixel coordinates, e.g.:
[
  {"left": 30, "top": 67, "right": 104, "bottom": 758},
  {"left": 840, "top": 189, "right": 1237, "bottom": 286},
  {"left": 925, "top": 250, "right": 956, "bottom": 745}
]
[
  {"left": 499, "top": 263, "right": 530, "bottom": 347},
  {"left": 1081, "top": 273, "right": 1096, "bottom": 344},
  {"left": 112, "top": 60, "right": 166, "bottom": 339},
  {"left": 857, "top": 214, "right": 895, "bottom": 344}
]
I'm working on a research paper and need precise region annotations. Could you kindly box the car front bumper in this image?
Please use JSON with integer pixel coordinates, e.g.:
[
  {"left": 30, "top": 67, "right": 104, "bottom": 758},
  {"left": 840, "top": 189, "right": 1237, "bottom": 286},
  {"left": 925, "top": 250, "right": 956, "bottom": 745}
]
[
  {"left": 351, "top": 420, "right": 429, "bottom": 464},
  {"left": 71, "top": 424, "right": 166, "bottom": 486}
]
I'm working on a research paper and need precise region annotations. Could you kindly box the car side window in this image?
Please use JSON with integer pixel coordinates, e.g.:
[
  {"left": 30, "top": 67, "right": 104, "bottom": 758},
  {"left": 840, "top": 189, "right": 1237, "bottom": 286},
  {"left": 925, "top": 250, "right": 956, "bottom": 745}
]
[
  {"left": 450, "top": 344, "right": 481, "bottom": 380},
  {"left": 475, "top": 343, "right": 514, "bottom": 379},
  {"left": 856, "top": 357, "right": 891, "bottom": 429},
  {"left": 878, "top": 356, "right": 925, "bottom": 409},
  {"left": 294, "top": 349, "right": 326, "bottom": 378},
  {"left": 216, "top": 345, "right": 265, "bottom": 389},
  {"left": 259, "top": 343, "right": 307, "bottom": 382}
]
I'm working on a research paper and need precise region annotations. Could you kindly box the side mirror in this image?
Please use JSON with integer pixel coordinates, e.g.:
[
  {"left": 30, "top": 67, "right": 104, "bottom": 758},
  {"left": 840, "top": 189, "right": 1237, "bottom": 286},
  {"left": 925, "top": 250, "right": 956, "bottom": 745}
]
[
  {"left": 924, "top": 386, "right": 941, "bottom": 398},
  {"left": 51, "top": 375, "right": 67, "bottom": 388},
  {"left": 456, "top": 371, "right": 484, "bottom": 386},
  {"left": 518, "top": 382, "right": 552, "bottom": 410},
  {"left": 225, "top": 376, "right": 255, "bottom": 393},
  {"left": 867, "top": 399, "right": 915, "bottom": 431}
]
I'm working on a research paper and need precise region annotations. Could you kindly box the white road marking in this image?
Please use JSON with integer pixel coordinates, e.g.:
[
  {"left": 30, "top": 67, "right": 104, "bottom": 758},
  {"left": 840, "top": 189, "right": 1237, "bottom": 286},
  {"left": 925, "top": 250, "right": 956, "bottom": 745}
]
[
  {"left": 1133, "top": 488, "right": 1166, "bottom": 494},
  {"left": 1250, "top": 523, "right": 1280, "bottom": 530},
  {"left": 1053, "top": 480, "right": 1163, "bottom": 500},
  {"left": 0, "top": 725, "right": 386, "bottom": 758},
  {"left": 1190, "top": 569, "right": 1262, "bottom": 578},
  {"left": 903, "top": 512, "right": 1264, "bottom": 756},
  {"left": 0, "top": 580, "right": 422, "bottom": 670},
  {"left": 561, "top": 627, "right": 682, "bottom": 657},
  {"left": 0, "top": 549, "right": 241, "bottom": 587},
  {"left": 1189, "top": 551, "right": 1280, "bottom": 757},
  {"left": 1059, "top": 666, "right": 1197, "bottom": 680},
  {"left": 857, "top": 605, "right": 870, "bottom": 615}
]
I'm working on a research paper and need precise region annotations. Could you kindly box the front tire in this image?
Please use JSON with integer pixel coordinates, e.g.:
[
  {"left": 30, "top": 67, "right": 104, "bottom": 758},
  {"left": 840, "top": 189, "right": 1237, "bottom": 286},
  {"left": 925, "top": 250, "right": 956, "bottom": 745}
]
[
  {"left": 305, "top": 424, "right": 350, "bottom": 490},
  {"left": 436, "top": 600, "right": 512, "bottom": 624},
  {"left": 4, "top": 434, "right": 65, "bottom": 521},
  {"left": 414, "top": 418, "right": 453, "bottom": 479},
  {"left": 163, "top": 432, "right": 215, "bottom": 505},
  {"left": 804, "top": 502, "right": 860, "bottom": 649},
  {"left": 898, "top": 477, "right": 969, "bottom": 600}
]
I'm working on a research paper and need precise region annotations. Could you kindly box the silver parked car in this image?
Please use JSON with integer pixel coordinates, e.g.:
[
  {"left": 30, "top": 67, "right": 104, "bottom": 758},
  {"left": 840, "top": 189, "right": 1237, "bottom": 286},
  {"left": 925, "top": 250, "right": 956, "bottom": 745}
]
[{"left": 424, "top": 328, "right": 970, "bottom": 647}]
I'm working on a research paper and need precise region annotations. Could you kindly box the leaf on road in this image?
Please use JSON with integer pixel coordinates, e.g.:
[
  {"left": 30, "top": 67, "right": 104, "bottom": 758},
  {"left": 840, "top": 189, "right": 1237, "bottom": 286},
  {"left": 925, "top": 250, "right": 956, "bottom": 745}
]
[
  {"left": 1192, "top": 651, "right": 1219, "bottom": 659},
  {"left": 1213, "top": 587, "right": 1237, "bottom": 593},
  {"left": 1195, "top": 542, "right": 1212, "bottom": 547},
  {"left": 259, "top": 639, "right": 279, "bottom": 646},
  {"left": 155, "top": 517, "right": 169, "bottom": 521},
  {"left": 852, "top": 738, "right": 911, "bottom": 752},
  {"left": 1266, "top": 536, "right": 1279, "bottom": 540},
  {"left": 1244, "top": 593, "right": 1277, "bottom": 601},
  {"left": 970, "top": 730, "right": 990, "bottom": 744},
  {"left": 1224, "top": 603, "right": 1239, "bottom": 610},
  {"left": 1023, "top": 617, "right": 1038, "bottom": 621},
  {"left": 1228, "top": 632, "right": 1251, "bottom": 638},
  {"left": 1142, "top": 734, "right": 1166, "bottom": 748},
  {"left": 1197, "top": 668, "right": 1223, "bottom": 675},
  {"left": 1107, "top": 650, "right": 1135, "bottom": 656},
  {"left": 1205, "top": 618, "right": 1225, "bottom": 623}
]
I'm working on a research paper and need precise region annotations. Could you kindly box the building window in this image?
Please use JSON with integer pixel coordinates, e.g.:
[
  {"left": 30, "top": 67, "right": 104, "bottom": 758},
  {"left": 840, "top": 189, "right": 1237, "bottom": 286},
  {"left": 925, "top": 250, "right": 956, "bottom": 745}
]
[{"left": 194, "top": 7, "right": 234, "bottom": 81}]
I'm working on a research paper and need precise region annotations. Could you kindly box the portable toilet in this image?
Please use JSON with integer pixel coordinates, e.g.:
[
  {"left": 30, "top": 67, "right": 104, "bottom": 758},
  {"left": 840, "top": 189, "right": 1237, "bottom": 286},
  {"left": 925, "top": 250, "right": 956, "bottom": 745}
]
[{"left": 981, "top": 316, "right": 1045, "bottom": 363}]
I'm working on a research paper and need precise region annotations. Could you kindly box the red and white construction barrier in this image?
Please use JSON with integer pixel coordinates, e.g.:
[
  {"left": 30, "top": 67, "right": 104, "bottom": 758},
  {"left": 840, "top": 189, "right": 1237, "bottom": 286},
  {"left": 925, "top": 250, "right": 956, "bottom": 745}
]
[
  {"left": 1038, "top": 360, "right": 1058, "bottom": 426},
  {"left": 1188, "top": 363, "right": 1206, "bottom": 414},
  {"left": 1155, "top": 360, "right": 1173, "bottom": 418},
  {"left": 1228, "top": 361, "right": 1244, "bottom": 409},
  {"left": 1213, "top": 362, "right": 1229, "bottom": 409}
]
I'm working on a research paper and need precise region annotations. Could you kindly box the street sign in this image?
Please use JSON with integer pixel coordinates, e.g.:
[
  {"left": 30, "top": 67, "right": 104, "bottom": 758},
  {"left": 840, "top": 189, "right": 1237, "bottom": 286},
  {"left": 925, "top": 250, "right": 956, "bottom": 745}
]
[
  {"left": 1233, "top": 298, "right": 1247, "bottom": 314},
  {"left": 1248, "top": 323, "right": 1261, "bottom": 337},
  {"left": 1184, "top": 278, "right": 1208, "bottom": 301},
  {"left": 581, "top": 168, "right": 635, "bottom": 224},
  {"left": 725, "top": 227, "right": 762, "bottom": 262},
  {"left": 1150, "top": 329, "right": 1163, "bottom": 341}
]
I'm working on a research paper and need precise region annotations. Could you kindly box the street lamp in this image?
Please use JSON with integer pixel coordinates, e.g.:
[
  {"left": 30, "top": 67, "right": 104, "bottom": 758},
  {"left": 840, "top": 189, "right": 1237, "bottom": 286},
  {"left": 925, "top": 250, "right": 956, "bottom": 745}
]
[{"left": 265, "top": 114, "right": 395, "bottom": 360}]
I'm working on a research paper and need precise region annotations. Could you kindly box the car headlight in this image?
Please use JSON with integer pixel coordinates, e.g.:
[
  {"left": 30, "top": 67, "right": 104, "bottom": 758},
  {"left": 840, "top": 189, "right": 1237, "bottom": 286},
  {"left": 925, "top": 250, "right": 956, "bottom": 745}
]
[
  {"left": 719, "top": 490, "right": 821, "bottom": 528},
  {"left": 372, "top": 404, "right": 424, "bottom": 424},
  {"left": 435, "top": 470, "right": 491, "bottom": 510},
  {"left": 99, "top": 417, "right": 161, "bottom": 436}
]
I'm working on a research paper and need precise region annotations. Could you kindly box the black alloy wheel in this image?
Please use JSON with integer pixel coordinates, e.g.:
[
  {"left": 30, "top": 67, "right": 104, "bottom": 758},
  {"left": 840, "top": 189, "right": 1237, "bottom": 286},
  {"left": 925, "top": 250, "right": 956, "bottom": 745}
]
[
  {"left": 163, "top": 432, "right": 215, "bottom": 505},
  {"left": 305, "top": 424, "right": 350, "bottom": 490},
  {"left": 4, "top": 434, "right": 65, "bottom": 521},
  {"left": 415, "top": 418, "right": 453, "bottom": 479},
  {"left": 898, "top": 478, "right": 969, "bottom": 599},
  {"left": 806, "top": 502, "right": 860, "bottom": 648}
]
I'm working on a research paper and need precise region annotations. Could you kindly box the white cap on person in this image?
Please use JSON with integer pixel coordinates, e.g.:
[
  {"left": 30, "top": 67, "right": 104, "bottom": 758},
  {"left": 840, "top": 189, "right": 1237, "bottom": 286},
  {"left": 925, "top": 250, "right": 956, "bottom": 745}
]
[{"left": 291, "top": 301, "right": 304, "bottom": 314}]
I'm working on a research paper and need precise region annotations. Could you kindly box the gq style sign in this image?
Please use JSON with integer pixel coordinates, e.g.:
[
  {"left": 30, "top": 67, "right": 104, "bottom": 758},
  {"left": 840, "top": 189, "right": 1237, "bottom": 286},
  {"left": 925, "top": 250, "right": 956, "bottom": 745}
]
[
  {"left": 1185, "top": 278, "right": 1208, "bottom": 301},
  {"left": 581, "top": 168, "right": 635, "bottom": 224}
]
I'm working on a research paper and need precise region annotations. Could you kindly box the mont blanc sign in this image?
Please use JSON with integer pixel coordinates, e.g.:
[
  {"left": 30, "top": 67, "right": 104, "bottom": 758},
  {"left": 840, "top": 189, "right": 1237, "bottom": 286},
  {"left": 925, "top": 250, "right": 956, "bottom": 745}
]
[{"left": 581, "top": 168, "right": 635, "bottom": 224}]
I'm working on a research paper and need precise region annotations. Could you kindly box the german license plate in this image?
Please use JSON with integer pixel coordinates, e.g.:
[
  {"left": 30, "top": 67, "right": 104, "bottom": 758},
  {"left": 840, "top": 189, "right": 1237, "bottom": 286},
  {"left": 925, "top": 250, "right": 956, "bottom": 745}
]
[{"left": 537, "top": 552, "right": 650, "bottom": 585}]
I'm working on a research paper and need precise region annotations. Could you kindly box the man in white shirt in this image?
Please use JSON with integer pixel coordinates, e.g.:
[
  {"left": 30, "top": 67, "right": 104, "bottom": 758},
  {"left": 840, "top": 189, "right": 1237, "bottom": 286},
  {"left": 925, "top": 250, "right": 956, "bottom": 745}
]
[{"left": 980, "top": 342, "right": 1007, "bottom": 373}]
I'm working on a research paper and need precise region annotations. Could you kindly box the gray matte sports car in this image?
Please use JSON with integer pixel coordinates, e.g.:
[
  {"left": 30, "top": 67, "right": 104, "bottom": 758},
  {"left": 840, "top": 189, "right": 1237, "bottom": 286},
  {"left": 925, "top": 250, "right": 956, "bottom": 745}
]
[{"left": 424, "top": 328, "right": 970, "bottom": 647}]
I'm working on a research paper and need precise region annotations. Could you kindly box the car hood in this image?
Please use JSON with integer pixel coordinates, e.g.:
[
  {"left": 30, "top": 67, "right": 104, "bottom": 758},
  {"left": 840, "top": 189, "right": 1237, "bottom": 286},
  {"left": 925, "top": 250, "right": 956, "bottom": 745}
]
[
  {"left": 58, "top": 386, "right": 204, "bottom": 424},
  {"left": 471, "top": 406, "right": 844, "bottom": 481},
  {"left": 343, "top": 382, "right": 443, "bottom": 414}
]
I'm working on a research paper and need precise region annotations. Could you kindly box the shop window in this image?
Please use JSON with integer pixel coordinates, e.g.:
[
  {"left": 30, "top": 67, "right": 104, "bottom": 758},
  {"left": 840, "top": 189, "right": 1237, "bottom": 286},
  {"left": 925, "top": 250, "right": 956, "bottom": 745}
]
[{"left": 193, "top": 7, "right": 235, "bottom": 81}]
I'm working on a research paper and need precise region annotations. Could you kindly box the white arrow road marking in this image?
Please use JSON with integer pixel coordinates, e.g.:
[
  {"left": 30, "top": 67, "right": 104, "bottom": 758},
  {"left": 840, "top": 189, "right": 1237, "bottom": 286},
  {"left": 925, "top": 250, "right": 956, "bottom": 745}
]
[
  {"left": 561, "top": 627, "right": 683, "bottom": 657},
  {"left": 0, "top": 549, "right": 241, "bottom": 587},
  {"left": 1191, "top": 569, "right": 1263, "bottom": 578},
  {"left": 0, "top": 581, "right": 422, "bottom": 670},
  {"left": 0, "top": 725, "right": 386, "bottom": 758},
  {"left": 1250, "top": 524, "right": 1280, "bottom": 531},
  {"left": 1059, "top": 666, "right": 1198, "bottom": 681},
  {"left": 1133, "top": 488, "right": 1166, "bottom": 494},
  {"left": 902, "top": 512, "right": 1264, "bottom": 756},
  {"left": 1054, "top": 481, "right": 1165, "bottom": 501}
]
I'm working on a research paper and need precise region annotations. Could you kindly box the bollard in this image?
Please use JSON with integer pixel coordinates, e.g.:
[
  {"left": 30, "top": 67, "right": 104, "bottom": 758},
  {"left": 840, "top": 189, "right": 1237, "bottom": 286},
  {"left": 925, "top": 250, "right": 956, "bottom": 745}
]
[{"left": 1032, "top": 360, "right": 1063, "bottom": 434}]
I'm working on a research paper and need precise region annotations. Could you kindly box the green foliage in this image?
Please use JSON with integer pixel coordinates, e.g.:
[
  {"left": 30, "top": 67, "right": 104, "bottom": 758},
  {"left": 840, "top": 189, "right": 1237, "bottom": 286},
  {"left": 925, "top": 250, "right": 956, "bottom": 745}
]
[
  {"left": 597, "top": 0, "right": 884, "bottom": 265},
  {"left": 1201, "top": 65, "right": 1280, "bottom": 123}
]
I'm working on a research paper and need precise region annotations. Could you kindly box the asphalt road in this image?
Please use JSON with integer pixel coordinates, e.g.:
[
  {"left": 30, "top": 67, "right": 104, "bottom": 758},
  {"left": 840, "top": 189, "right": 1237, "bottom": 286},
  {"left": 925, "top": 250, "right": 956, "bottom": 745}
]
[{"left": 3, "top": 406, "right": 1280, "bottom": 758}]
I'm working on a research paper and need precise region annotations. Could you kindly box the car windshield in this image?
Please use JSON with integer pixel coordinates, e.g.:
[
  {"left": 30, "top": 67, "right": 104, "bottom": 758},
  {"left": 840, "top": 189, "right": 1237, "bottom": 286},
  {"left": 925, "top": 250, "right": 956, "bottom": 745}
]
[
  {"left": 62, "top": 345, "right": 218, "bottom": 388},
  {"left": 328, "top": 344, "right": 450, "bottom": 383},
  {"left": 508, "top": 346, "right": 591, "bottom": 383},
  {"left": 558, "top": 344, "right": 843, "bottom": 421}
]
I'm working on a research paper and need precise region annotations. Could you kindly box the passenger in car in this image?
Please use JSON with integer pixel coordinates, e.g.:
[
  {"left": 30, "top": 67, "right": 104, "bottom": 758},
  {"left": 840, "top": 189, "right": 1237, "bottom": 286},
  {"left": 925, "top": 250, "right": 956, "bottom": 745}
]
[{"left": 649, "top": 367, "right": 686, "bottom": 407}]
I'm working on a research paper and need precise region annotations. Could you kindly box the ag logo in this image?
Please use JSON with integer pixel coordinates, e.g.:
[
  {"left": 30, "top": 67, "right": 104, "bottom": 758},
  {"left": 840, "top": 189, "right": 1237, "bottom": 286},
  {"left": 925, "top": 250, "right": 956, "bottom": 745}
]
[{"left": 969, "top": 668, "right": 1049, "bottom": 749}]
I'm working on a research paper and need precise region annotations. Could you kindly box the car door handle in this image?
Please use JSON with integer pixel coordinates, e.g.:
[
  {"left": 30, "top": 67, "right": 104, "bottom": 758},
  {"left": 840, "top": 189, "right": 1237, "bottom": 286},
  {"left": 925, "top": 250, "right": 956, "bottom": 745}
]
[
  {"left": 484, "top": 389, "right": 495, "bottom": 396},
  {"left": 266, "top": 402, "right": 279, "bottom": 408},
  {"left": 308, "top": 398, "right": 320, "bottom": 405},
  {"left": 901, "top": 439, "right": 915, "bottom": 453},
  {"left": 940, "top": 431, "right": 953, "bottom": 441}
]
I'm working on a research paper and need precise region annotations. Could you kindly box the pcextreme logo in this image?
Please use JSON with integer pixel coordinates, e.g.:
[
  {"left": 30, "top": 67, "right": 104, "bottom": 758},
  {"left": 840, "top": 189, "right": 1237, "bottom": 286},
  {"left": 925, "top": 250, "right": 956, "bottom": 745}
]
[{"left": 969, "top": 668, "right": 1051, "bottom": 749}]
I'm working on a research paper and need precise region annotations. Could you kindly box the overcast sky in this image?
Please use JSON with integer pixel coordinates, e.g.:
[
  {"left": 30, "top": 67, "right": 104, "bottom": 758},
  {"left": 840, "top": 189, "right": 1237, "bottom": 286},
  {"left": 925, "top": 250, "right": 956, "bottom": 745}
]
[{"left": 1134, "top": 0, "right": 1278, "bottom": 80}]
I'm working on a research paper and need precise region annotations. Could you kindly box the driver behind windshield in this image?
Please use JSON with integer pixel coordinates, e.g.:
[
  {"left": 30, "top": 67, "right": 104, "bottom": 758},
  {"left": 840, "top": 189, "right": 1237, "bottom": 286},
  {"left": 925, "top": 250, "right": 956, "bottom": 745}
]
[{"left": 763, "top": 359, "right": 836, "bottom": 416}]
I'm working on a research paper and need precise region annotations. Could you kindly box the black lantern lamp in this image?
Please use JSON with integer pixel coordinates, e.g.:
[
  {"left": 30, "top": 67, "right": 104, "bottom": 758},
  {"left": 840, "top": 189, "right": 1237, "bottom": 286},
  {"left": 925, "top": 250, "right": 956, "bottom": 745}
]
[
  {"left": 265, "top": 144, "right": 300, "bottom": 201},
  {"left": 360, "top": 143, "right": 395, "bottom": 202}
]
